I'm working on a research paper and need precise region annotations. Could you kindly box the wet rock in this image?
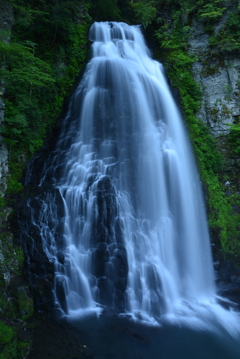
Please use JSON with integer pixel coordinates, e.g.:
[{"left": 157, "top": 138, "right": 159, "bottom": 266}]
[
  {"left": 56, "top": 278, "right": 67, "bottom": 313},
  {"left": 94, "top": 175, "right": 118, "bottom": 244},
  {"left": 98, "top": 276, "right": 114, "bottom": 307},
  {"left": 92, "top": 242, "right": 110, "bottom": 277},
  {"left": 57, "top": 252, "right": 65, "bottom": 265},
  {"left": 111, "top": 245, "right": 128, "bottom": 292},
  {"left": 88, "top": 176, "right": 129, "bottom": 311},
  {"left": 114, "top": 216, "right": 124, "bottom": 245}
]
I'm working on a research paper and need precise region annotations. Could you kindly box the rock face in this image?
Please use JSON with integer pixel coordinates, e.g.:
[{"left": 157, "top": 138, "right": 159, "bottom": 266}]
[
  {"left": 90, "top": 175, "right": 128, "bottom": 312},
  {"left": 185, "top": 1, "right": 240, "bottom": 238},
  {"left": 185, "top": 2, "right": 240, "bottom": 303},
  {"left": 188, "top": 15, "right": 240, "bottom": 138},
  {"left": 192, "top": 57, "right": 240, "bottom": 137}
]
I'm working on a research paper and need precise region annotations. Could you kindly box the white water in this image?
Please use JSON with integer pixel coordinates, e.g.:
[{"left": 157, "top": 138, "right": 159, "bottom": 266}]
[{"left": 36, "top": 22, "right": 240, "bottom": 335}]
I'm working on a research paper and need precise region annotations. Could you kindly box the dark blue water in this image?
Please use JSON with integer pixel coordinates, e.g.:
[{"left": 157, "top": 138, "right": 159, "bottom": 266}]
[{"left": 70, "top": 312, "right": 240, "bottom": 359}]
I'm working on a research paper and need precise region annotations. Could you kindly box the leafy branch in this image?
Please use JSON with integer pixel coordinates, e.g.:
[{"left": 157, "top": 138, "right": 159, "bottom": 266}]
[
  {"left": 0, "top": 40, "right": 54, "bottom": 88},
  {"left": 130, "top": 0, "right": 157, "bottom": 28},
  {"left": 198, "top": 0, "right": 226, "bottom": 19}
]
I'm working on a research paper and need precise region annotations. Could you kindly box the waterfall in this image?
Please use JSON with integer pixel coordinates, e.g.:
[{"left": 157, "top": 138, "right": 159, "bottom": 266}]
[
  {"left": 49, "top": 21, "right": 215, "bottom": 317},
  {"left": 26, "top": 22, "right": 240, "bottom": 335}
]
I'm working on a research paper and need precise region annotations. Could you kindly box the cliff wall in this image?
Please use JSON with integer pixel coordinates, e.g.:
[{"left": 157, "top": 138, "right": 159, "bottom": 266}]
[{"left": 187, "top": 1, "right": 240, "bottom": 249}]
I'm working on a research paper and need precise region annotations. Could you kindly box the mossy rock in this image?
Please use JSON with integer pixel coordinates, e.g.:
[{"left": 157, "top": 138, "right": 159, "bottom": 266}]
[{"left": 0, "top": 321, "right": 15, "bottom": 345}]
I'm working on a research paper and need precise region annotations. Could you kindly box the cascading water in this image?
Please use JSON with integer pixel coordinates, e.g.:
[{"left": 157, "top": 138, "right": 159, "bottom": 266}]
[
  {"left": 59, "top": 20, "right": 215, "bottom": 317},
  {"left": 25, "top": 22, "right": 240, "bottom": 341}
]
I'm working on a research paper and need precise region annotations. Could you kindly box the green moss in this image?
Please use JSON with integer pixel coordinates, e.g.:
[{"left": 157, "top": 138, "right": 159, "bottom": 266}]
[
  {"left": 0, "top": 321, "right": 15, "bottom": 345},
  {"left": 0, "top": 292, "right": 19, "bottom": 319},
  {"left": 17, "top": 291, "right": 34, "bottom": 320},
  {"left": 0, "top": 337, "right": 29, "bottom": 359},
  {"left": 0, "top": 232, "right": 24, "bottom": 276}
]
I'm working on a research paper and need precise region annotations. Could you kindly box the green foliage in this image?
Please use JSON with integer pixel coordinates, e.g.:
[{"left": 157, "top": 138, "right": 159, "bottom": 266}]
[
  {"left": 0, "top": 339, "right": 18, "bottom": 359},
  {"left": 130, "top": 0, "right": 157, "bottom": 28},
  {"left": 1, "top": 0, "right": 91, "bottom": 196},
  {"left": 227, "top": 121, "right": 240, "bottom": 155},
  {"left": 0, "top": 323, "right": 29, "bottom": 359},
  {"left": 198, "top": 0, "right": 226, "bottom": 19},
  {"left": 9, "top": 0, "right": 47, "bottom": 29},
  {"left": 128, "top": 0, "right": 229, "bottom": 26},
  {"left": 0, "top": 39, "right": 53, "bottom": 159},
  {"left": 0, "top": 41, "right": 53, "bottom": 87},
  {"left": 212, "top": 8, "right": 240, "bottom": 52}
]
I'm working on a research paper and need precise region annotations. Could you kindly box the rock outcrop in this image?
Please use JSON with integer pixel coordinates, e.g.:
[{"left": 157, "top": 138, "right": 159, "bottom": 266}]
[{"left": 188, "top": 7, "right": 240, "bottom": 138}]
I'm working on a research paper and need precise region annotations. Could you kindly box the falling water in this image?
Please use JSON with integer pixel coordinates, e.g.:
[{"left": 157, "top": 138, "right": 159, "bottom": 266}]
[
  {"left": 28, "top": 22, "right": 240, "bottom": 338},
  {"left": 52, "top": 20, "right": 215, "bottom": 317}
]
